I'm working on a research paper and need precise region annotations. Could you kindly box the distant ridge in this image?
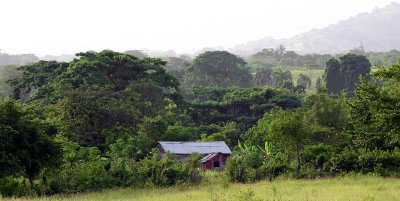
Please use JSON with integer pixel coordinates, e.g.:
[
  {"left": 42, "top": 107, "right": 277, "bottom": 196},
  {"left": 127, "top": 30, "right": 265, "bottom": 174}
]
[{"left": 229, "top": 2, "right": 400, "bottom": 55}]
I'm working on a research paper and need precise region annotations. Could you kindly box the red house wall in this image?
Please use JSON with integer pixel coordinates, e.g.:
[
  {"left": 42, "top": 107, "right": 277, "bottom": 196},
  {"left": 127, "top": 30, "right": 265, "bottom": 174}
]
[{"left": 201, "top": 153, "right": 229, "bottom": 170}]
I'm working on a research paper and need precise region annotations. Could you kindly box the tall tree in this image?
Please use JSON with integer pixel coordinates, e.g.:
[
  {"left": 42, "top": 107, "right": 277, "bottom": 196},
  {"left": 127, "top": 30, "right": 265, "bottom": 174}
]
[
  {"left": 184, "top": 51, "right": 253, "bottom": 88},
  {"left": 325, "top": 58, "right": 343, "bottom": 94},
  {"left": 9, "top": 50, "right": 181, "bottom": 150},
  {"left": 325, "top": 54, "right": 371, "bottom": 95},
  {"left": 340, "top": 54, "right": 371, "bottom": 94},
  {"left": 348, "top": 61, "right": 400, "bottom": 150},
  {"left": 267, "top": 109, "right": 311, "bottom": 176}
]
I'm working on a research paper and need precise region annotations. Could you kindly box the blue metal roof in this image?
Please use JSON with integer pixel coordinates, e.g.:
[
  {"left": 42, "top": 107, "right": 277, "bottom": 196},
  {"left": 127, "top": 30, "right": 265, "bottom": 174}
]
[{"left": 158, "top": 141, "right": 232, "bottom": 154}]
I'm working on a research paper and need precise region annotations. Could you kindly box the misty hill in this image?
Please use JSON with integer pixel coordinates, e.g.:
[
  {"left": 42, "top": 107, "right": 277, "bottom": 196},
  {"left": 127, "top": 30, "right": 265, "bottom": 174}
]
[
  {"left": 0, "top": 52, "right": 38, "bottom": 67},
  {"left": 230, "top": 2, "right": 400, "bottom": 55}
]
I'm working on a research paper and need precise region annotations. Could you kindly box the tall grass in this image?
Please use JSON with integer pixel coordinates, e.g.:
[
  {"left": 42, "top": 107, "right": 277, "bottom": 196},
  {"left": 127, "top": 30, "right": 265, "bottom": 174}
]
[{"left": 3, "top": 174, "right": 400, "bottom": 201}]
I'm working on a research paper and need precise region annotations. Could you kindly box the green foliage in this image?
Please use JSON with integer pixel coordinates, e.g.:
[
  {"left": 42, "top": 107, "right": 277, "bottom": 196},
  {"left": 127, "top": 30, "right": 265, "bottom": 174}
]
[
  {"left": 272, "top": 68, "right": 292, "bottom": 88},
  {"left": 304, "top": 93, "right": 349, "bottom": 147},
  {"left": 163, "top": 56, "right": 191, "bottom": 82},
  {"left": 263, "top": 152, "right": 290, "bottom": 180},
  {"left": 241, "top": 114, "right": 269, "bottom": 147},
  {"left": 253, "top": 67, "right": 273, "bottom": 86},
  {"left": 59, "top": 88, "right": 141, "bottom": 149},
  {"left": 325, "top": 53, "right": 371, "bottom": 95},
  {"left": 267, "top": 109, "right": 311, "bottom": 176},
  {"left": 3, "top": 48, "right": 400, "bottom": 198},
  {"left": 296, "top": 74, "right": 311, "bottom": 89},
  {"left": 225, "top": 151, "right": 261, "bottom": 183},
  {"left": 8, "top": 60, "right": 69, "bottom": 100},
  {"left": 247, "top": 45, "right": 329, "bottom": 69},
  {"left": 0, "top": 65, "right": 20, "bottom": 97},
  {"left": 187, "top": 86, "right": 301, "bottom": 128},
  {"left": 185, "top": 51, "right": 253, "bottom": 88},
  {"left": 0, "top": 99, "right": 61, "bottom": 180},
  {"left": 367, "top": 49, "right": 400, "bottom": 66},
  {"left": 348, "top": 61, "right": 400, "bottom": 150},
  {"left": 302, "top": 144, "right": 334, "bottom": 174},
  {"left": 0, "top": 177, "right": 33, "bottom": 197},
  {"left": 335, "top": 148, "right": 400, "bottom": 176}
]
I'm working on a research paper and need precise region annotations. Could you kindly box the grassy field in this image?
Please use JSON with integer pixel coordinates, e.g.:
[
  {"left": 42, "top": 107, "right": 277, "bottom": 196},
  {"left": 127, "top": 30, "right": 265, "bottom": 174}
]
[{"left": 4, "top": 174, "right": 400, "bottom": 201}]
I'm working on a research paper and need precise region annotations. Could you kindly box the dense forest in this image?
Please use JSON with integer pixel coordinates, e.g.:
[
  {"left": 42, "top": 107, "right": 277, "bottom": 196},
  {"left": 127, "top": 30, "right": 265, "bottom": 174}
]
[{"left": 0, "top": 47, "right": 399, "bottom": 197}]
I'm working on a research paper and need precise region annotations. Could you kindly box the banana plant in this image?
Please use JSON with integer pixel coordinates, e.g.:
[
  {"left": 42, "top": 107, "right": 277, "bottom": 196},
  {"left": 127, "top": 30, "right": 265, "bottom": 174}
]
[{"left": 238, "top": 140, "right": 274, "bottom": 155}]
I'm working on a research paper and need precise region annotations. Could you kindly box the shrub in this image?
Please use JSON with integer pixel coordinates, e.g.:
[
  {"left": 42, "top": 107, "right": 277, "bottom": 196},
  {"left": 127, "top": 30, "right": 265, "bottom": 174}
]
[
  {"left": 336, "top": 148, "right": 359, "bottom": 172},
  {"left": 54, "top": 160, "right": 116, "bottom": 193},
  {"left": 225, "top": 150, "right": 267, "bottom": 183},
  {"left": 184, "top": 154, "right": 203, "bottom": 184},
  {"left": 335, "top": 148, "right": 400, "bottom": 176},
  {"left": 262, "top": 152, "right": 290, "bottom": 180},
  {"left": 302, "top": 144, "right": 334, "bottom": 174},
  {"left": 0, "top": 177, "right": 32, "bottom": 197},
  {"left": 225, "top": 152, "right": 251, "bottom": 182},
  {"left": 357, "top": 148, "right": 400, "bottom": 176}
]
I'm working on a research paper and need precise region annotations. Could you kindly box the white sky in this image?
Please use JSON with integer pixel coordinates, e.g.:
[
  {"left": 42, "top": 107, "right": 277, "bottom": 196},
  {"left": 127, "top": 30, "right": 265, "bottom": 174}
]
[{"left": 0, "top": 0, "right": 399, "bottom": 56}]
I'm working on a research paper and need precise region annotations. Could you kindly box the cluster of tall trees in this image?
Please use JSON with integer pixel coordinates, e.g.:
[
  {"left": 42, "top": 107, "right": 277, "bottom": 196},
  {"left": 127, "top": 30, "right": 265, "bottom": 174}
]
[{"left": 325, "top": 54, "right": 371, "bottom": 95}]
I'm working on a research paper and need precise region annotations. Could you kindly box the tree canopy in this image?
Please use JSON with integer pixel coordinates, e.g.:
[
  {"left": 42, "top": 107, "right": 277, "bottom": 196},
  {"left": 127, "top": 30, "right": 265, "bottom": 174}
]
[
  {"left": 184, "top": 51, "right": 253, "bottom": 88},
  {"left": 325, "top": 53, "right": 371, "bottom": 95}
]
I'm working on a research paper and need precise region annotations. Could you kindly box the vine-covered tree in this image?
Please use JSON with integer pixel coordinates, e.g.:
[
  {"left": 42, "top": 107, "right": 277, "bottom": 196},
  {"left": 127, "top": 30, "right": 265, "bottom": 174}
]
[
  {"left": 340, "top": 53, "right": 371, "bottom": 94},
  {"left": 325, "top": 54, "right": 371, "bottom": 95}
]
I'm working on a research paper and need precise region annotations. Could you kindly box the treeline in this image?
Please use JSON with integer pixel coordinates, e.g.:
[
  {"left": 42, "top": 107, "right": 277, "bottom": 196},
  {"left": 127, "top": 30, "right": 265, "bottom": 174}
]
[
  {"left": 1, "top": 47, "right": 400, "bottom": 98},
  {"left": 0, "top": 49, "right": 399, "bottom": 197}
]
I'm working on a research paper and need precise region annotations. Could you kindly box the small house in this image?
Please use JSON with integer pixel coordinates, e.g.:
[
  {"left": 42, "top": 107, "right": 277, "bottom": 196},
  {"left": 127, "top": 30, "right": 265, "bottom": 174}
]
[{"left": 157, "top": 141, "right": 232, "bottom": 170}]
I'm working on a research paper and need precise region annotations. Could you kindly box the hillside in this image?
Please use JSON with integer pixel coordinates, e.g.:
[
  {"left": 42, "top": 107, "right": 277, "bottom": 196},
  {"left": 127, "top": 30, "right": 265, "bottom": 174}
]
[{"left": 230, "top": 2, "right": 400, "bottom": 55}]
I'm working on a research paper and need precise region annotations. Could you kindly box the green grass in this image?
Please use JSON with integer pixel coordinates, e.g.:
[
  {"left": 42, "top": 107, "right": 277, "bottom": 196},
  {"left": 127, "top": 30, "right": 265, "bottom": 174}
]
[{"left": 4, "top": 174, "right": 400, "bottom": 201}]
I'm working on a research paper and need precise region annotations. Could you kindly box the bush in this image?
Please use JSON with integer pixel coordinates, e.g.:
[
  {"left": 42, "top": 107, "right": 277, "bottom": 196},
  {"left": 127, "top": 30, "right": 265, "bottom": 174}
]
[
  {"left": 52, "top": 160, "right": 116, "bottom": 193},
  {"left": 225, "top": 150, "right": 268, "bottom": 183},
  {"left": 184, "top": 154, "right": 203, "bottom": 184},
  {"left": 357, "top": 148, "right": 400, "bottom": 176},
  {"left": 302, "top": 144, "right": 334, "bottom": 175},
  {"left": 336, "top": 148, "right": 400, "bottom": 176},
  {"left": 336, "top": 148, "right": 359, "bottom": 172},
  {"left": 0, "top": 177, "right": 32, "bottom": 197},
  {"left": 225, "top": 152, "right": 252, "bottom": 182},
  {"left": 262, "top": 152, "right": 290, "bottom": 180}
]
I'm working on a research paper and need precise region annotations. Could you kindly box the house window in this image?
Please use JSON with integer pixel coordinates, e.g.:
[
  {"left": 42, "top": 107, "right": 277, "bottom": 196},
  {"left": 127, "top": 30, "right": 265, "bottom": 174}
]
[{"left": 213, "top": 160, "right": 220, "bottom": 168}]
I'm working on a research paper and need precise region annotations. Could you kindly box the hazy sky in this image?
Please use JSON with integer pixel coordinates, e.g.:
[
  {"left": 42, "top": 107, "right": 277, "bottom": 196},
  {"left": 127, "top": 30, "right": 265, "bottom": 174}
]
[{"left": 1, "top": 0, "right": 399, "bottom": 56}]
